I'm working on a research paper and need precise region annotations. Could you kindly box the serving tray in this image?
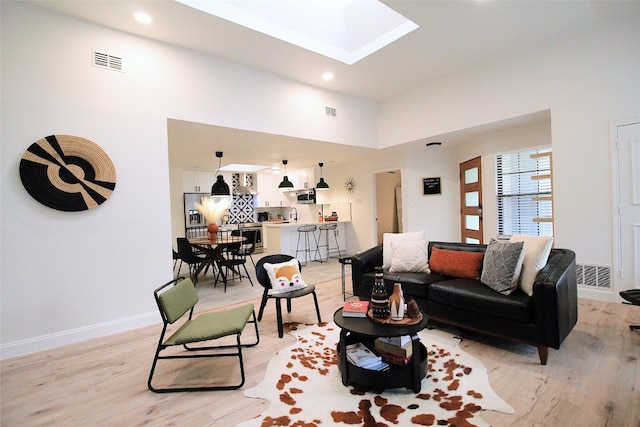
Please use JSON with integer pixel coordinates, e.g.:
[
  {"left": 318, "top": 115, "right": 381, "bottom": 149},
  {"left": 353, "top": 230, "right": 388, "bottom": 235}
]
[{"left": 367, "top": 309, "right": 423, "bottom": 326}]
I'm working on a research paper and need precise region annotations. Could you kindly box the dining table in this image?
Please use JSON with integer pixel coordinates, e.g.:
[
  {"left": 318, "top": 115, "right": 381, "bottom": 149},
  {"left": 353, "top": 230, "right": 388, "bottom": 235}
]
[{"left": 188, "top": 235, "right": 247, "bottom": 282}]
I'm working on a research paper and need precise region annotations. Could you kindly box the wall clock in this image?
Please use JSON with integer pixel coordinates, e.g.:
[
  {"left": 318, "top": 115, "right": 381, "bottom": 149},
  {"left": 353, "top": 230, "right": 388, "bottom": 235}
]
[
  {"left": 19, "top": 134, "right": 116, "bottom": 212},
  {"left": 344, "top": 177, "right": 356, "bottom": 194}
]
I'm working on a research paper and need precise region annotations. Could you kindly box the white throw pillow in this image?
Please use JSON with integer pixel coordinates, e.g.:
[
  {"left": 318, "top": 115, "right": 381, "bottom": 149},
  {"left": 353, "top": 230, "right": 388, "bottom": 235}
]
[
  {"left": 389, "top": 240, "right": 430, "bottom": 273},
  {"left": 382, "top": 231, "right": 426, "bottom": 270},
  {"left": 263, "top": 259, "right": 308, "bottom": 295},
  {"left": 509, "top": 235, "right": 554, "bottom": 296}
]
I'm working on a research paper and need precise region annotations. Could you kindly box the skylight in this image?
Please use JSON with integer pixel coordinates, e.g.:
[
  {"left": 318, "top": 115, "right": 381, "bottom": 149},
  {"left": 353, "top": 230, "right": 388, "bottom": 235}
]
[
  {"left": 175, "top": 0, "right": 418, "bottom": 64},
  {"left": 220, "top": 164, "right": 270, "bottom": 173}
]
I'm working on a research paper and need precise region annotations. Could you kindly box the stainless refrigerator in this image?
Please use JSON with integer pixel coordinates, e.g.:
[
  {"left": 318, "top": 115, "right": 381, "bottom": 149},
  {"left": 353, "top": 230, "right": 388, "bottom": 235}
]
[{"left": 183, "top": 193, "right": 209, "bottom": 235}]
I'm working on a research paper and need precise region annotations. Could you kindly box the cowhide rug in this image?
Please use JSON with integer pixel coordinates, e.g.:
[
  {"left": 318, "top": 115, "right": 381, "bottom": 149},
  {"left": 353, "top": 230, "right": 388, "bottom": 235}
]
[{"left": 239, "top": 322, "right": 513, "bottom": 427}]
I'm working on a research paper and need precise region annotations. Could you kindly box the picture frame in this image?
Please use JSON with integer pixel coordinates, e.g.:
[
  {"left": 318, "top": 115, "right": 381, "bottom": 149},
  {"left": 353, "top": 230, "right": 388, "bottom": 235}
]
[{"left": 422, "top": 177, "right": 441, "bottom": 195}]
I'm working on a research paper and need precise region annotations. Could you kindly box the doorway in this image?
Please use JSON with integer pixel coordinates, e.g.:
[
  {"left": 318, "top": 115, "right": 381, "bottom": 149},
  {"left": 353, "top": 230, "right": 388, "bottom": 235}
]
[
  {"left": 613, "top": 119, "right": 640, "bottom": 292},
  {"left": 375, "top": 170, "right": 402, "bottom": 244},
  {"left": 459, "top": 156, "right": 484, "bottom": 244}
]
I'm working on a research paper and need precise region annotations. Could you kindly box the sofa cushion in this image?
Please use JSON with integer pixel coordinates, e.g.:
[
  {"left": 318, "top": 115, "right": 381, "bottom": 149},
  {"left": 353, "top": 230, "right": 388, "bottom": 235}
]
[
  {"left": 382, "top": 231, "right": 425, "bottom": 269},
  {"left": 428, "top": 279, "right": 533, "bottom": 323},
  {"left": 429, "top": 247, "right": 484, "bottom": 280},
  {"left": 360, "top": 270, "right": 447, "bottom": 300},
  {"left": 389, "top": 240, "right": 430, "bottom": 273},
  {"left": 510, "top": 234, "right": 554, "bottom": 296},
  {"left": 481, "top": 238, "right": 525, "bottom": 295}
]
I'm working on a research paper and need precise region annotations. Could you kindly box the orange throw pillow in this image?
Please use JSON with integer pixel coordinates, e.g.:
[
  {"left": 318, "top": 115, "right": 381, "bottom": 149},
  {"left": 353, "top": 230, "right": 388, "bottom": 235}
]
[{"left": 429, "top": 247, "right": 484, "bottom": 280}]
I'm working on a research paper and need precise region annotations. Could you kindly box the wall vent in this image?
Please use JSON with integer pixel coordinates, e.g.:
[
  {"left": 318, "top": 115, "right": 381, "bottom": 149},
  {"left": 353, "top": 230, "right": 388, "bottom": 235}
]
[
  {"left": 92, "top": 50, "right": 123, "bottom": 72},
  {"left": 325, "top": 107, "right": 337, "bottom": 118},
  {"left": 576, "top": 264, "right": 612, "bottom": 289}
]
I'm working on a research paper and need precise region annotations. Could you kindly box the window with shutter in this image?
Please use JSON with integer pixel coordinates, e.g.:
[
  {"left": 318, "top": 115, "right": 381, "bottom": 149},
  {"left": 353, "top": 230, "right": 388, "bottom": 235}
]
[{"left": 496, "top": 148, "right": 553, "bottom": 237}]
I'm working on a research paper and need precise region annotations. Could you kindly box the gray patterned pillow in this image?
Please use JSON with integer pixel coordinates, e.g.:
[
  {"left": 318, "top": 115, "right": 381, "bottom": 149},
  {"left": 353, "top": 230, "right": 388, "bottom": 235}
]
[{"left": 481, "top": 239, "right": 525, "bottom": 295}]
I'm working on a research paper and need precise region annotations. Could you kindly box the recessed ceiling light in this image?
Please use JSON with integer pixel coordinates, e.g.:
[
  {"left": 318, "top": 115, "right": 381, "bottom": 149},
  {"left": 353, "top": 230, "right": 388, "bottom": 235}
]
[
  {"left": 322, "top": 72, "right": 334, "bottom": 81},
  {"left": 134, "top": 12, "right": 152, "bottom": 24}
]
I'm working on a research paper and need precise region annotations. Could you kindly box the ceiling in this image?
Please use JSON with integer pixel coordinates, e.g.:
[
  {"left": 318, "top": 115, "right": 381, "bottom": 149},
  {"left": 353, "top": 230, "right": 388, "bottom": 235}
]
[{"left": 26, "top": 1, "right": 639, "bottom": 172}]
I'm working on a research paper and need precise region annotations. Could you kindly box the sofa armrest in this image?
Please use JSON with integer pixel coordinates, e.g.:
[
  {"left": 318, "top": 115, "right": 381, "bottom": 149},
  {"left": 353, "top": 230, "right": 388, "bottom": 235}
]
[
  {"left": 351, "top": 245, "right": 383, "bottom": 296},
  {"left": 532, "top": 248, "right": 578, "bottom": 349}
]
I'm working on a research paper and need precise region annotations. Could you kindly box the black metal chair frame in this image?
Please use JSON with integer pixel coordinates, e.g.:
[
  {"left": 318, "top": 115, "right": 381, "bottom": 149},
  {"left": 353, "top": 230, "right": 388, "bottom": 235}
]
[
  {"left": 620, "top": 289, "right": 640, "bottom": 331},
  {"left": 255, "top": 254, "right": 322, "bottom": 338},
  {"left": 148, "top": 277, "right": 260, "bottom": 393}
]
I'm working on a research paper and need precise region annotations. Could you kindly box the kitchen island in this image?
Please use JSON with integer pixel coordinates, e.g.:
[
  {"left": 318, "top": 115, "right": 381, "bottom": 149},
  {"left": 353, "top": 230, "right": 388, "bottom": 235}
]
[{"left": 263, "top": 221, "right": 348, "bottom": 260}]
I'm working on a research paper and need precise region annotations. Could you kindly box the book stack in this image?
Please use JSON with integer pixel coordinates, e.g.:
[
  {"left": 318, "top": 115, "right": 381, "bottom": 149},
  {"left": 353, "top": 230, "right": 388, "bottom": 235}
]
[
  {"left": 374, "top": 335, "right": 413, "bottom": 366},
  {"left": 345, "top": 342, "right": 389, "bottom": 371},
  {"left": 342, "top": 300, "right": 369, "bottom": 318}
]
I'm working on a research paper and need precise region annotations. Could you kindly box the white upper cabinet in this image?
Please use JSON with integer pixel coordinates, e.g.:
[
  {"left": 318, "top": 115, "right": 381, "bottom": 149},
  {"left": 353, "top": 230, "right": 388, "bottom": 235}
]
[
  {"left": 256, "top": 173, "right": 290, "bottom": 207},
  {"left": 296, "top": 167, "right": 315, "bottom": 190},
  {"left": 182, "top": 171, "right": 214, "bottom": 193}
]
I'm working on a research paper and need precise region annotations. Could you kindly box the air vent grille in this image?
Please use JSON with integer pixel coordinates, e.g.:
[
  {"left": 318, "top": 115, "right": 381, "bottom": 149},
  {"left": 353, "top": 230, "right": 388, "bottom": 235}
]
[
  {"left": 576, "top": 264, "right": 611, "bottom": 289},
  {"left": 325, "top": 107, "right": 337, "bottom": 118},
  {"left": 92, "top": 50, "right": 123, "bottom": 72}
]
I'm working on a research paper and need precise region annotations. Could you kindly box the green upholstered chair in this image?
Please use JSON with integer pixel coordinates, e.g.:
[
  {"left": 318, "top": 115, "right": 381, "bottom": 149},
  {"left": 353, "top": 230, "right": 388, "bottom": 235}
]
[{"left": 147, "top": 277, "right": 259, "bottom": 393}]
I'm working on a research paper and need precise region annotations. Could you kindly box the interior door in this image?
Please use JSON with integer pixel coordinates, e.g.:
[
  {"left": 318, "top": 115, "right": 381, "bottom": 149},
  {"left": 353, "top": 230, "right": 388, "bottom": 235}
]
[
  {"left": 375, "top": 170, "right": 401, "bottom": 244},
  {"left": 616, "top": 120, "right": 640, "bottom": 291},
  {"left": 459, "top": 157, "right": 483, "bottom": 244}
]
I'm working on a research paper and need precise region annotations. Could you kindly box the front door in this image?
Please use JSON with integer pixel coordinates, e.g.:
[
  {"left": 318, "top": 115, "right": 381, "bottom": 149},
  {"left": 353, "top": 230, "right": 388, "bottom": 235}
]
[
  {"left": 615, "top": 120, "right": 640, "bottom": 291},
  {"left": 459, "top": 157, "right": 483, "bottom": 244}
]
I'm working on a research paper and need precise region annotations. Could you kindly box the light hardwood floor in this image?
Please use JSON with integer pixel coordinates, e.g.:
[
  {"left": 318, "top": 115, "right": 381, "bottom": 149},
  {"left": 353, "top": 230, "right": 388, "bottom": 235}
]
[{"left": 2, "top": 259, "right": 639, "bottom": 426}]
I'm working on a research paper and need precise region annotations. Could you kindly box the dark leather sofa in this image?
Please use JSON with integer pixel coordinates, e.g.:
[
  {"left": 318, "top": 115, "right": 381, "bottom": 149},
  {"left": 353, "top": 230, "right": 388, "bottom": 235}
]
[{"left": 351, "top": 241, "right": 578, "bottom": 364}]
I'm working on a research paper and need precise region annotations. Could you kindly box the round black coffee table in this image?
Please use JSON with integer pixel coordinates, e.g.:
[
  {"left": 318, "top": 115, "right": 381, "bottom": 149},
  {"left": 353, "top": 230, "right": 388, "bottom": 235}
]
[{"left": 333, "top": 308, "right": 429, "bottom": 393}]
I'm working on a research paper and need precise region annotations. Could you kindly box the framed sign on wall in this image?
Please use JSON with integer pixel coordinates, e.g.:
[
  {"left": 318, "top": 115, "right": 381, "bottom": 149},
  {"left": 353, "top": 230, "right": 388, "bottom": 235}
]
[{"left": 422, "top": 177, "right": 441, "bottom": 195}]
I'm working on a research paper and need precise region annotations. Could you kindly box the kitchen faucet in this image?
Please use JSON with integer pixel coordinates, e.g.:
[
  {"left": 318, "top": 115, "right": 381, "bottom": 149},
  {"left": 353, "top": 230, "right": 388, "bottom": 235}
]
[{"left": 289, "top": 207, "right": 298, "bottom": 222}]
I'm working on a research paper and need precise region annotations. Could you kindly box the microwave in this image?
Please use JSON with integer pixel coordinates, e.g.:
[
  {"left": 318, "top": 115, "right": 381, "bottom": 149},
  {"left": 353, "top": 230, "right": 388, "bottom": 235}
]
[{"left": 296, "top": 189, "right": 316, "bottom": 204}]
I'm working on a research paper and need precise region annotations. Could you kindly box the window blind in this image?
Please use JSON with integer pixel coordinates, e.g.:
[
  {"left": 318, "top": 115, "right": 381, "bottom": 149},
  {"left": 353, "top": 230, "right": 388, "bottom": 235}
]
[{"left": 496, "top": 148, "right": 553, "bottom": 237}]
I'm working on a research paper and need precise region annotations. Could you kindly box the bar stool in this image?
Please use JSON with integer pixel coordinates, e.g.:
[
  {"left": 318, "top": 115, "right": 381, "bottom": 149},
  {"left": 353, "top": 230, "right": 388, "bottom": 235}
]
[
  {"left": 317, "top": 222, "right": 342, "bottom": 261},
  {"left": 295, "top": 225, "right": 321, "bottom": 265}
]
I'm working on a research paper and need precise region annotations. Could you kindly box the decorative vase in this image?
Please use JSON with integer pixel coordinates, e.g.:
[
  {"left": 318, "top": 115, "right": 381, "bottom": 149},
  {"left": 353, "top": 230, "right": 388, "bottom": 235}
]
[
  {"left": 370, "top": 266, "right": 390, "bottom": 318},
  {"left": 207, "top": 223, "right": 219, "bottom": 242},
  {"left": 389, "top": 283, "right": 405, "bottom": 321}
]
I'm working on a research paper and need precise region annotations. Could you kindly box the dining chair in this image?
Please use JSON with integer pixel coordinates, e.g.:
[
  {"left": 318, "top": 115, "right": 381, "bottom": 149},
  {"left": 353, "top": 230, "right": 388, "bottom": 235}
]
[
  {"left": 214, "top": 230, "right": 253, "bottom": 292},
  {"left": 255, "top": 254, "right": 322, "bottom": 338},
  {"left": 147, "top": 277, "right": 259, "bottom": 392},
  {"left": 172, "top": 248, "right": 181, "bottom": 276},
  {"left": 231, "top": 229, "right": 258, "bottom": 268},
  {"left": 176, "top": 237, "right": 213, "bottom": 283}
]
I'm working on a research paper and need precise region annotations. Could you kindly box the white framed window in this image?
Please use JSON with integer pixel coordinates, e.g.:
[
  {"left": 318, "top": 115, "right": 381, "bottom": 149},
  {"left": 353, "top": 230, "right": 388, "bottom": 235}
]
[{"left": 496, "top": 148, "right": 553, "bottom": 237}]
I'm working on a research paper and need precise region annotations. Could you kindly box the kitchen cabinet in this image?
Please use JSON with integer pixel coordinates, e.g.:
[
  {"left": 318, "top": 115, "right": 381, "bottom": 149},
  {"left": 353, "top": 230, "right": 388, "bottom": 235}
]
[
  {"left": 182, "top": 171, "right": 214, "bottom": 193},
  {"left": 256, "top": 173, "right": 290, "bottom": 207},
  {"left": 296, "top": 167, "right": 315, "bottom": 190}
]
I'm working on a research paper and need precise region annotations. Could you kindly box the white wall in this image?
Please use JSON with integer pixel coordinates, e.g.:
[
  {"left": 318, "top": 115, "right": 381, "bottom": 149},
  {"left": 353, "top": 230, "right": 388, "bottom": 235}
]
[
  {"left": 2, "top": 2, "right": 638, "bottom": 358},
  {"left": 0, "top": 2, "right": 378, "bottom": 358},
  {"left": 378, "top": 18, "right": 640, "bottom": 274}
]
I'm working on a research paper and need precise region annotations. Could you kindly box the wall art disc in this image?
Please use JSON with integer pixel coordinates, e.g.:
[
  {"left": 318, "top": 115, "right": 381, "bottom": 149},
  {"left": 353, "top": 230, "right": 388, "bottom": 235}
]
[{"left": 19, "top": 135, "right": 117, "bottom": 212}]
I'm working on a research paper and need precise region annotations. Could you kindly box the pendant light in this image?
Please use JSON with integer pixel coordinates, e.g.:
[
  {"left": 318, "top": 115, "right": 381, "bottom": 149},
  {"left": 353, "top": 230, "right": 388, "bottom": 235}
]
[
  {"left": 316, "top": 162, "right": 329, "bottom": 190},
  {"left": 211, "top": 151, "right": 231, "bottom": 196},
  {"left": 278, "top": 160, "right": 294, "bottom": 189}
]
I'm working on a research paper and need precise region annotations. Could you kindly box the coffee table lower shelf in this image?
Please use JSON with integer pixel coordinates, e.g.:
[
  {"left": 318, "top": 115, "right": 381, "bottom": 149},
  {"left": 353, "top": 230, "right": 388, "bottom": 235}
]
[{"left": 337, "top": 339, "right": 427, "bottom": 393}]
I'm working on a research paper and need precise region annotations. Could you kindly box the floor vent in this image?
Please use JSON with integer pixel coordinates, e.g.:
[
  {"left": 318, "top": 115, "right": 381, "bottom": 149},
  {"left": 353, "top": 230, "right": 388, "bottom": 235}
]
[
  {"left": 92, "top": 50, "right": 123, "bottom": 72},
  {"left": 576, "top": 264, "right": 611, "bottom": 289}
]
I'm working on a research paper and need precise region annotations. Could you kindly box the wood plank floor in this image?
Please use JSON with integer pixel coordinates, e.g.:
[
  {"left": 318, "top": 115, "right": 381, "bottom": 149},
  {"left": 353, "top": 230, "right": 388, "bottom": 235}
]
[{"left": 2, "top": 259, "right": 639, "bottom": 426}]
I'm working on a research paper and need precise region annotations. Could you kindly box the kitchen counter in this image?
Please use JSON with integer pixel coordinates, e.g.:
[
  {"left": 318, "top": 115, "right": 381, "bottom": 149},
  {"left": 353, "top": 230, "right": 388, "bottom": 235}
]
[
  {"left": 263, "top": 221, "right": 349, "bottom": 258},
  {"left": 262, "top": 220, "right": 349, "bottom": 228}
]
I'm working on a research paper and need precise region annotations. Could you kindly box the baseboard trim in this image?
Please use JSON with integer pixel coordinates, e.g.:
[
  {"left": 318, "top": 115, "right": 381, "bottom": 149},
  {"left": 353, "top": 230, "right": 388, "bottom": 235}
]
[{"left": 0, "top": 312, "right": 158, "bottom": 360}]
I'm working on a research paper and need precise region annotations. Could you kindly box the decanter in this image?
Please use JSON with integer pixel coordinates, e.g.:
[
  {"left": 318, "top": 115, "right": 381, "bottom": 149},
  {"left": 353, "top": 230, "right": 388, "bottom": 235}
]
[{"left": 370, "top": 266, "right": 390, "bottom": 318}]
